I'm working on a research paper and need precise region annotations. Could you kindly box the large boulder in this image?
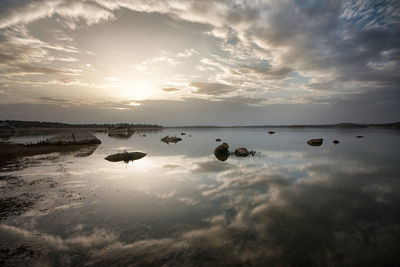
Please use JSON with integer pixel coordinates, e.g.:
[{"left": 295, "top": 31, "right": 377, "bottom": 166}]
[
  {"left": 214, "top": 143, "right": 230, "bottom": 162},
  {"left": 45, "top": 132, "right": 101, "bottom": 145},
  {"left": 307, "top": 138, "right": 323, "bottom": 146},
  {"left": 105, "top": 151, "right": 146, "bottom": 163}
]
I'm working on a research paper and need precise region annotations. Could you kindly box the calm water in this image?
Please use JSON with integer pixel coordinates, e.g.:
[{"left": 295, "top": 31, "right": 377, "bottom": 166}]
[{"left": 1, "top": 128, "right": 399, "bottom": 266}]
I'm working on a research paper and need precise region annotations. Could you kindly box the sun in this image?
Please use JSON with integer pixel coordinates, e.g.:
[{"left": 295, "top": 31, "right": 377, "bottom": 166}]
[{"left": 113, "top": 80, "right": 158, "bottom": 101}]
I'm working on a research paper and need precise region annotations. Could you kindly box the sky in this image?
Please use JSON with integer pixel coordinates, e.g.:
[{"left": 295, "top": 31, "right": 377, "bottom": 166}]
[{"left": 0, "top": 0, "right": 399, "bottom": 126}]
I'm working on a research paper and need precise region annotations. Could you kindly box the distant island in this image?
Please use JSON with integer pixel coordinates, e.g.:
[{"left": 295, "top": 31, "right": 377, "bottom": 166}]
[
  {"left": 1, "top": 120, "right": 400, "bottom": 131},
  {"left": 170, "top": 122, "right": 400, "bottom": 129},
  {"left": 0, "top": 120, "right": 163, "bottom": 131}
]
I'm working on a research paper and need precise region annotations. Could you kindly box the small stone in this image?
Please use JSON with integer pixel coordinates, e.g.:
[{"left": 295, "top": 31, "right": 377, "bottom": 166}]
[{"left": 235, "top": 147, "right": 250, "bottom": 157}]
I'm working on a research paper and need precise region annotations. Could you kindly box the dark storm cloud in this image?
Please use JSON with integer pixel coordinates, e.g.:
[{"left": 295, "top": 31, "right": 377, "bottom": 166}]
[{"left": 190, "top": 82, "right": 234, "bottom": 96}]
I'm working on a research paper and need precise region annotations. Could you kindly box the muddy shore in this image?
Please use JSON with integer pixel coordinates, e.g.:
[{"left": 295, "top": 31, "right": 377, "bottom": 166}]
[{"left": 0, "top": 142, "right": 97, "bottom": 165}]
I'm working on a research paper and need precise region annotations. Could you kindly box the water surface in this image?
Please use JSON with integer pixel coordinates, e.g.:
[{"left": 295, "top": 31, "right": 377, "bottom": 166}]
[{"left": 1, "top": 128, "right": 399, "bottom": 266}]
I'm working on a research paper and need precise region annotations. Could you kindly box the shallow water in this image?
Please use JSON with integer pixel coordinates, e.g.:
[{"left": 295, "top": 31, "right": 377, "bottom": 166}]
[{"left": 1, "top": 128, "right": 399, "bottom": 266}]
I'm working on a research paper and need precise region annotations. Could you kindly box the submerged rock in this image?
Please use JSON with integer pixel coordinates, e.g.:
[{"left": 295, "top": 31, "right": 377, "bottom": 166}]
[
  {"left": 45, "top": 132, "right": 101, "bottom": 145},
  {"left": 268, "top": 131, "right": 275, "bottom": 134},
  {"left": 234, "top": 147, "right": 250, "bottom": 157},
  {"left": 307, "top": 138, "right": 323, "bottom": 146},
  {"left": 105, "top": 151, "right": 146, "bottom": 163},
  {"left": 215, "top": 138, "right": 221, "bottom": 142},
  {"left": 356, "top": 135, "right": 364, "bottom": 138},
  {"left": 333, "top": 140, "right": 340, "bottom": 145},
  {"left": 181, "top": 133, "right": 186, "bottom": 135},
  {"left": 161, "top": 136, "right": 182, "bottom": 144},
  {"left": 214, "top": 143, "right": 230, "bottom": 162},
  {"left": 74, "top": 145, "right": 99, "bottom": 157},
  {"left": 108, "top": 131, "right": 133, "bottom": 139}
]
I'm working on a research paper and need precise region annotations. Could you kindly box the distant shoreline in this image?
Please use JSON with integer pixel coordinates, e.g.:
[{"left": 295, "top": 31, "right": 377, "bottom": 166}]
[
  {"left": 168, "top": 122, "right": 400, "bottom": 129},
  {"left": 1, "top": 120, "right": 399, "bottom": 131}
]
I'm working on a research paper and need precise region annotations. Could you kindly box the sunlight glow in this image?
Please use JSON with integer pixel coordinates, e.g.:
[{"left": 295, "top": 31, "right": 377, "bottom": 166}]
[
  {"left": 118, "top": 81, "right": 155, "bottom": 101},
  {"left": 106, "top": 78, "right": 160, "bottom": 101}
]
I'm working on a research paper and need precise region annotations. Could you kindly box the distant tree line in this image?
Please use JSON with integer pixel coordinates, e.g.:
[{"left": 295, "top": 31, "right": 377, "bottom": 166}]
[{"left": 1, "top": 120, "right": 163, "bottom": 129}]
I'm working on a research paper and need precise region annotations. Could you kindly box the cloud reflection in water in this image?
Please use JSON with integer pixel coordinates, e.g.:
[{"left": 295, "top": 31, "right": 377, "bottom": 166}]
[{"left": 1, "top": 130, "right": 399, "bottom": 266}]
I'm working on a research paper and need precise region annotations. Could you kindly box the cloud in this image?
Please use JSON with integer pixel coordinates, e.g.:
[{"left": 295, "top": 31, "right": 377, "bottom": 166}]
[
  {"left": 162, "top": 87, "right": 180, "bottom": 92},
  {"left": 3, "top": 64, "right": 63, "bottom": 76},
  {"left": 215, "top": 95, "right": 266, "bottom": 106},
  {"left": 0, "top": 0, "right": 115, "bottom": 30},
  {"left": 0, "top": 25, "right": 80, "bottom": 77},
  {"left": 162, "top": 164, "right": 180, "bottom": 169},
  {"left": 0, "top": 0, "right": 399, "bottom": 123},
  {"left": 1, "top": 139, "right": 399, "bottom": 265},
  {"left": 57, "top": 77, "right": 76, "bottom": 84},
  {"left": 190, "top": 82, "right": 234, "bottom": 96},
  {"left": 238, "top": 66, "right": 293, "bottom": 80},
  {"left": 191, "top": 160, "right": 235, "bottom": 173},
  {"left": 177, "top": 48, "right": 198, "bottom": 58}
]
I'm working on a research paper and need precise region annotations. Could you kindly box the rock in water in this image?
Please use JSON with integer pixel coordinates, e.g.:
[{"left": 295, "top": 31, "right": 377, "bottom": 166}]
[
  {"left": 108, "top": 131, "right": 133, "bottom": 139},
  {"left": 105, "top": 152, "right": 146, "bottom": 163},
  {"left": 215, "top": 138, "right": 221, "bottom": 142},
  {"left": 161, "top": 136, "right": 182, "bottom": 144},
  {"left": 333, "top": 140, "right": 340, "bottom": 145},
  {"left": 268, "top": 131, "right": 275, "bottom": 134},
  {"left": 234, "top": 147, "right": 250, "bottom": 157},
  {"left": 214, "top": 143, "right": 230, "bottom": 161},
  {"left": 45, "top": 132, "right": 101, "bottom": 145},
  {"left": 307, "top": 138, "right": 323, "bottom": 146},
  {"left": 356, "top": 136, "right": 364, "bottom": 138}
]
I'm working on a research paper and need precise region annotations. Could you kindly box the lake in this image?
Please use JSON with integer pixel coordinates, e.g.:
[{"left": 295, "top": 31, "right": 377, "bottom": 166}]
[{"left": 1, "top": 128, "right": 399, "bottom": 266}]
